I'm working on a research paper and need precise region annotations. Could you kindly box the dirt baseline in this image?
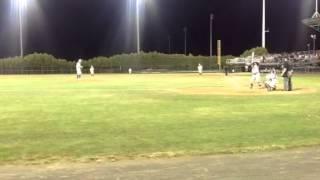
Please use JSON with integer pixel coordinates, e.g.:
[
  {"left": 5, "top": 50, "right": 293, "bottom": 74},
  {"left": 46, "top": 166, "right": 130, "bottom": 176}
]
[
  {"left": 176, "top": 87, "right": 317, "bottom": 96},
  {"left": 173, "top": 75, "right": 318, "bottom": 96}
]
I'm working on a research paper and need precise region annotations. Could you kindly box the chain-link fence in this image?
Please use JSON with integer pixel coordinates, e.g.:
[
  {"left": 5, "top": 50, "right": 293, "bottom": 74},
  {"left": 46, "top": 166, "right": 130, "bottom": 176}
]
[{"left": 0, "top": 64, "right": 224, "bottom": 75}]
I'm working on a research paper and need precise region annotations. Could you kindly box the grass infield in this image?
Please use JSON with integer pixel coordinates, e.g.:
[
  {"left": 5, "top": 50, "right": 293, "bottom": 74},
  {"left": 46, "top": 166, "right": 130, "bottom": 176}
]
[{"left": 0, "top": 73, "right": 320, "bottom": 164}]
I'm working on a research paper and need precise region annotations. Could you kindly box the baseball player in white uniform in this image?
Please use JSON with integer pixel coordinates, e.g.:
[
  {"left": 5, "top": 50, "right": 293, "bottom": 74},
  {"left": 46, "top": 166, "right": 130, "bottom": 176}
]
[
  {"left": 198, "top": 63, "right": 203, "bottom": 75},
  {"left": 265, "top": 68, "right": 277, "bottom": 91},
  {"left": 250, "top": 62, "right": 261, "bottom": 88},
  {"left": 76, "top": 59, "right": 83, "bottom": 79},
  {"left": 90, "top": 65, "right": 95, "bottom": 76}
]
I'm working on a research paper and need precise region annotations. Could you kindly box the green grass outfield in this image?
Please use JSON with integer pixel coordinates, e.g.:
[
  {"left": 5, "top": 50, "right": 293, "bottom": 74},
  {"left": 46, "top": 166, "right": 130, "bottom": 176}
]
[{"left": 0, "top": 73, "right": 320, "bottom": 164}]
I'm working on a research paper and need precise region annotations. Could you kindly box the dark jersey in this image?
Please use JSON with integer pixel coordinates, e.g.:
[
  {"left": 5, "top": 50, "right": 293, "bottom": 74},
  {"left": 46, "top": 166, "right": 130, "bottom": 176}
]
[{"left": 282, "top": 61, "right": 292, "bottom": 77}]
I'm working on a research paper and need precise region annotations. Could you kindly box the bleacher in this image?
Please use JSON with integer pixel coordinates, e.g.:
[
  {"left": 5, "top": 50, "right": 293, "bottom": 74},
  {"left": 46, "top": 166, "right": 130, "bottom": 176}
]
[{"left": 227, "top": 51, "right": 320, "bottom": 72}]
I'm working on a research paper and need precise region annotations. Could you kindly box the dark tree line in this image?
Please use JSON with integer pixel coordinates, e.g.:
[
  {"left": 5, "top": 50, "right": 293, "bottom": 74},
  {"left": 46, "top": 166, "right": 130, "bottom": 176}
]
[{"left": 0, "top": 52, "right": 233, "bottom": 74}]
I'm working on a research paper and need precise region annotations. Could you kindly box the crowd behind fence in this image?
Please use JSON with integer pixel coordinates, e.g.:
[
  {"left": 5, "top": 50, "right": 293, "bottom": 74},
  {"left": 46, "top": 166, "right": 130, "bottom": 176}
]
[{"left": 227, "top": 50, "right": 320, "bottom": 72}]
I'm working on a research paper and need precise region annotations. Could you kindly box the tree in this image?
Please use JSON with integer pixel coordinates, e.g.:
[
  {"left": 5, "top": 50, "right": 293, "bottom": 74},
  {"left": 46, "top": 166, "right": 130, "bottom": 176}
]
[{"left": 241, "top": 47, "right": 268, "bottom": 57}]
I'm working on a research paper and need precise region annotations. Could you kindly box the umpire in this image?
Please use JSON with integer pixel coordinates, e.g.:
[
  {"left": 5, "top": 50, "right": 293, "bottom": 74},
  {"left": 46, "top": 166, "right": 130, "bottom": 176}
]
[{"left": 281, "top": 58, "right": 293, "bottom": 91}]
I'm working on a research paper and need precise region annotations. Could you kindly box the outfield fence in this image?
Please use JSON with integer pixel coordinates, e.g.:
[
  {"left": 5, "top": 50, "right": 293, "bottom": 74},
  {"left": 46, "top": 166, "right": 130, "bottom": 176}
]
[
  {"left": 0, "top": 65, "right": 224, "bottom": 75},
  {"left": 0, "top": 67, "right": 74, "bottom": 74},
  {"left": 0, "top": 67, "right": 120, "bottom": 74},
  {"left": 1, "top": 66, "right": 320, "bottom": 75}
]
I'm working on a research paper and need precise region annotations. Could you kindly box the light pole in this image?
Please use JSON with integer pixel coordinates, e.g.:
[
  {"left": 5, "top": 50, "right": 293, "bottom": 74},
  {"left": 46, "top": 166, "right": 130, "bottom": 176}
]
[
  {"left": 184, "top": 27, "right": 187, "bottom": 55},
  {"left": 17, "top": 0, "right": 27, "bottom": 58},
  {"left": 307, "top": 43, "right": 311, "bottom": 57},
  {"left": 262, "top": 0, "right": 266, "bottom": 48},
  {"left": 311, "top": 34, "right": 317, "bottom": 55},
  {"left": 136, "top": 0, "right": 141, "bottom": 54},
  {"left": 168, "top": 35, "right": 171, "bottom": 54},
  {"left": 313, "top": 0, "right": 320, "bottom": 18},
  {"left": 210, "top": 14, "right": 214, "bottom": 57},
  {"left": 19, "top": 1, "right": 23, "bottom": 58}
]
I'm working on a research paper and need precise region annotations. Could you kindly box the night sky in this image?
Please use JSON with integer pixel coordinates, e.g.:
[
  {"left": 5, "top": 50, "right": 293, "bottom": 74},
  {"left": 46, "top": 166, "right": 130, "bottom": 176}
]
[{"left": 0, "top": 0, "right": 317, "bottom": 60}]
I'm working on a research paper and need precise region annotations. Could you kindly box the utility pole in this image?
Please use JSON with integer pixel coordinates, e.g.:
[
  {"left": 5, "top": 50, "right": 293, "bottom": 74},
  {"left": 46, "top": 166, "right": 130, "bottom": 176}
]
[
  {"left": 210, "top": 14, "right": 214, "bottom": 57},
  {"left": 217, "top": 40, "right": 222, "bottom": 71},
  {"left": 168, "top": 35, "right": 171, "bottom": 54},
  {"left": 184, "top": 27, "right": 187, "bottom": 55}
]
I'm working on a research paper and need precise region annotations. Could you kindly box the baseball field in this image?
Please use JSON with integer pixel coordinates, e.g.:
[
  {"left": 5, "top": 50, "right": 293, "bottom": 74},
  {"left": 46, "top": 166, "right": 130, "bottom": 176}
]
[{"left": 0, "top": 73, "right": 320, "bottom": 164}]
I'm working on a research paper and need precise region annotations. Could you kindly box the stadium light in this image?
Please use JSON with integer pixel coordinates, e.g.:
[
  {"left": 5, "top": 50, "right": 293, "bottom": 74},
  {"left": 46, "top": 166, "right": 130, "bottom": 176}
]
[{"left": 12, "top": 0, "right": 28, "bottom": 9}]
